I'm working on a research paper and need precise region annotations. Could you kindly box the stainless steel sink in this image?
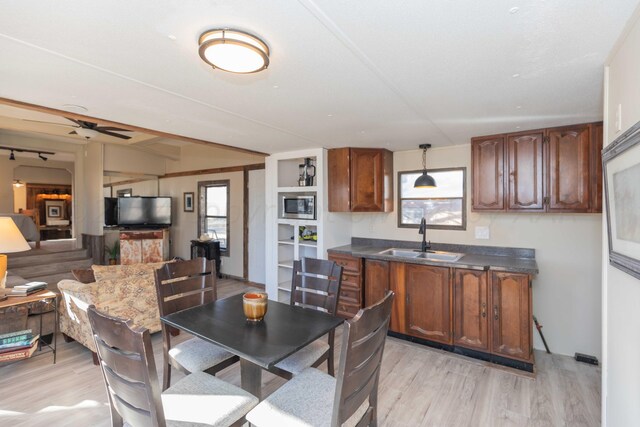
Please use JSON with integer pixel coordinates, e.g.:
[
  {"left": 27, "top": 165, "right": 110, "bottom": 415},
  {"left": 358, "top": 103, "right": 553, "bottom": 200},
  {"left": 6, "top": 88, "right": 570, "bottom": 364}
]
[
  {"left": 377, "top": 248, "right": 420, "bottom": 258},
  {"left": 378, "top": 248, "right": 463, "bottom": 262},
  {"left": 416, "top": 251, "right": 464, "bottom": 262}
]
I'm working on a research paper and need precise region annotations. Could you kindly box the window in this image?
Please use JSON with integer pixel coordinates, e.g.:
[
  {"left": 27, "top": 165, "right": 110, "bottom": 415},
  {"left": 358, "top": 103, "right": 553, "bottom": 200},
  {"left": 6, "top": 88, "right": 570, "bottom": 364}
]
[
  {"left": 398, "top": 168, "right": 466, "bottom": 230},
  {"left": 198, "top": 180, "right": 230, "bottom": 254}
]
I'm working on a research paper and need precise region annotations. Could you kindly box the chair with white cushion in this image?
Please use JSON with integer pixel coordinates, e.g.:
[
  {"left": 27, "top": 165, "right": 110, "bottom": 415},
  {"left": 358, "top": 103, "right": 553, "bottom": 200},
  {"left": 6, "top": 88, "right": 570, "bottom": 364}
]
[
  {"left": 87, "top": 305, "right": 258, "bottom": 427},
  {"left": 247, "top": 291, "right": 394, "bottom": 427},
  {"left": 154, "top": 258, "right": 239, "bottom": 390},
  {"left": 270, "top": 257, "right": 343, "bottom": 379}
]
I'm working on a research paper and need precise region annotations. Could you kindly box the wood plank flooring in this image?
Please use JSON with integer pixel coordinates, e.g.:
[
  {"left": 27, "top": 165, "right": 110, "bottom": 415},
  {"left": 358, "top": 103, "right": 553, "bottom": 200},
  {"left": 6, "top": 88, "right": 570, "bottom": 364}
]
[{"left": 0, "top": 278, "right": 600, "bottom": 427}]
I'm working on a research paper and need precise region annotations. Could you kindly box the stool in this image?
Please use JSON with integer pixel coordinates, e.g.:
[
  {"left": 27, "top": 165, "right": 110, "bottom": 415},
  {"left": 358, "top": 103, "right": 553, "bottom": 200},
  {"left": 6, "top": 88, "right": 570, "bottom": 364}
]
[{"left": 190, "top": 240, "right": 222, "bottom": 278}]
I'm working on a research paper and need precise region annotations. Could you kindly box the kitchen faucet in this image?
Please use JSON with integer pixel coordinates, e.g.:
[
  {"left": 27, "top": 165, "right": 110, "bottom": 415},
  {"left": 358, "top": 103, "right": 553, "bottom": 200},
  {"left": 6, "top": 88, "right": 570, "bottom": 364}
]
[{"left": 418, "top": 217, "right": 431, "bottom": 252}]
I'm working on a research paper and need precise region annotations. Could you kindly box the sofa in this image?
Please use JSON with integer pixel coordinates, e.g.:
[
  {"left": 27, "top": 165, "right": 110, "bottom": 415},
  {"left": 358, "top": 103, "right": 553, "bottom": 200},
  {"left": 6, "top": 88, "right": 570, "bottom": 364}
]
[{"left": 57, "top": 261, "right": 168, "bottom": 355}]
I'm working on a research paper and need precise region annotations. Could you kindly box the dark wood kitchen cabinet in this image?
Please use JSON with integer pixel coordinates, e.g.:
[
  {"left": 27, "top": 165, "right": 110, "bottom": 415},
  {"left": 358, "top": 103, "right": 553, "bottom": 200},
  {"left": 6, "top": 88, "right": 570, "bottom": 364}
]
[
  {"left": 453, "top": 269, "right": 489, "bottom": 351},
  {"left": 508, "top": 132, "right": 545, "bottom": 211},
  {"left": 328, "top": 253, "right": 363, "bottom": 318},
  {"left": 364, "top": 259, "right": 389, "bottom": 307},
  {"left": 471, "top": 121, "right": 602, "bottom": 213},
  {"left": 491, "top": 271, "right": 532, "bottom": 362},
  {"left": 390, "top": 262, "right": 452, "bottom": 344},
  {"left": 328, "top": 148, "right": 393, "bottom": 212},
  {"left": 471, "top": 136, "right": 505, "bottom": 211}
]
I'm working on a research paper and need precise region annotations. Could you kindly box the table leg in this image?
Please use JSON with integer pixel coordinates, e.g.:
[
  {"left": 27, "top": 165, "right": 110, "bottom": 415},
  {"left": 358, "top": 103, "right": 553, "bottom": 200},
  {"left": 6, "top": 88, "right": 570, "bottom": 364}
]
[{"left": 240, "top": 358, "right": 262, "bottom": 400}]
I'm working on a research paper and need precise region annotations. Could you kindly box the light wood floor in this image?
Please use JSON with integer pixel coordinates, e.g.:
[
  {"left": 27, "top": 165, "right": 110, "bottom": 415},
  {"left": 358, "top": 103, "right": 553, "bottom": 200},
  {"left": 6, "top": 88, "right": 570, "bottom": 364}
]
[{"left": 0, "top": 279, "right": 600, "bottom": 427}]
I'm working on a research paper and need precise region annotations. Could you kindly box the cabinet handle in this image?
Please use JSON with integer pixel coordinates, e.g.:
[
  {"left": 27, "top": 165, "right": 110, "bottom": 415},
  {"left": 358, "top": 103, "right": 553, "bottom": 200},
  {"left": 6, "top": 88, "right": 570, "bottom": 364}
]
[
  {"left": 494, "top": 305, "right": 499, "bottom": 320},
  {"left": 481, "top": 302, "right": 486, "bottom": 318}
]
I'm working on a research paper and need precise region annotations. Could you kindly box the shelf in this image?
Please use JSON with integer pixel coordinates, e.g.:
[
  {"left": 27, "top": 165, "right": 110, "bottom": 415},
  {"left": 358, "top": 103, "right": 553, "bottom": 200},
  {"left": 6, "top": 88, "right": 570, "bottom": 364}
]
[
  {"left": 277, "top": 240, "right": 295, "bottom": 246},
  {"left": 277, "top": 186, "right": 317, "bottom": 193},
  {"left": 298, "top": 241, "right": 317, "bottom": 247},
  {"left": 277, "top": 219, "right": 318, "bottom": 226},
  {"left": 278, "top": 262, "right": 294, "bottom": 269}
]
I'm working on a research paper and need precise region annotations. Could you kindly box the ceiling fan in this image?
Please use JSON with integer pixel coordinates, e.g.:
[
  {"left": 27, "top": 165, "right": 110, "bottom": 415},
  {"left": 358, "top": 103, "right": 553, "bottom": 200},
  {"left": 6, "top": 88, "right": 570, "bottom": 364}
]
[{"left": 20, "top": 117, "right": 132, "bottom": 140}]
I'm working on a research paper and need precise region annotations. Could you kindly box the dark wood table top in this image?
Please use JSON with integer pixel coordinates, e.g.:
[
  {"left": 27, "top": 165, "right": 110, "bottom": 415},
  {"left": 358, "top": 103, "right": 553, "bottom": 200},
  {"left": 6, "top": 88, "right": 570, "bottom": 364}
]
[{"left": 161, "top": 293, "right": 343, "bottom": 369}]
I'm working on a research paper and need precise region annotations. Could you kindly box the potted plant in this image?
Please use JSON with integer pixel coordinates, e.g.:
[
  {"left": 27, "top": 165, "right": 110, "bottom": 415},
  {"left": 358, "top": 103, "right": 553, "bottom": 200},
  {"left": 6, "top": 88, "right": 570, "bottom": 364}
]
[{"left": 105, "top": 241, "right": 119, "bottom": 265}]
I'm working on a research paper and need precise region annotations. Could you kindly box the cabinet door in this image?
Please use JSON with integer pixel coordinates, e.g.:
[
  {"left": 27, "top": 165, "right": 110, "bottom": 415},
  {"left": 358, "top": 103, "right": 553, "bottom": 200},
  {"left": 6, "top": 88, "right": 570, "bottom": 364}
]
[
  {"left": 507, "top": 132, "right": 544, "bottom": 211},
  {"left": 590, "top": 123, "right": 603, "bottom": 213},
  {"left": 329, "top": 254, "right": 363, "bottom": 318},
  {"left": 389, "top": 262, "right": 405, "bottom": 334},
  {"left": 547, "top": 125, "right": 590, "bottom": 212},
  {"left": 364, "top": 259, "right": 389, "bottom": 306},
  {"left": 350, "top": 148, "right": 392, "bottom": 212},
  {"left": 453, "top": 269, "right": 489, "bottom": 351},
  {"left": 120, "top": 239, "right": 142, "bottom": 265},
  {"left": 472, "top": 136, "right": 505, "bottom": 211},
  {"left": 491, "top": 272, "right": 532, "bottom": 362},
  {"left": 328, "top": 148, "right": 351, "bottom": 212},
  {"left": 405, "top": 264, "right": 452, "bottom": 344}
]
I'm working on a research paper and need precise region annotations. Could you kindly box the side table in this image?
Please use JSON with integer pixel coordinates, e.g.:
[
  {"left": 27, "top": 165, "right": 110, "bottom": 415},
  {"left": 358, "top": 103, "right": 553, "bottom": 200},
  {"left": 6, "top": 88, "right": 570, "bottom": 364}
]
[
  {"left": 0, "top": 290, "right": 58, "bottom": 364},
  {"left": 190, "top": 240, "right": 222, "bottom": 278}
]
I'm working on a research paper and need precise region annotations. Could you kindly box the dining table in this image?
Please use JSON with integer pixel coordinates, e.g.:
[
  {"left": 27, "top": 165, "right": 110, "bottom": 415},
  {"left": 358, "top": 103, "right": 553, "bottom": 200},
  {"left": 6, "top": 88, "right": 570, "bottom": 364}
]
[{"left": 160, "top": 292, "right": 344, "bottom": 400}]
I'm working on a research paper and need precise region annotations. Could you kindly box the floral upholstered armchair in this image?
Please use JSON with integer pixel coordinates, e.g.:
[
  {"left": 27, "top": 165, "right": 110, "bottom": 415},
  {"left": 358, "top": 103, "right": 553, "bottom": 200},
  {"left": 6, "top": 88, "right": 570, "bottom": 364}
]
[{"left": 57, "top": 262, "right": 169, "bottom": 361}]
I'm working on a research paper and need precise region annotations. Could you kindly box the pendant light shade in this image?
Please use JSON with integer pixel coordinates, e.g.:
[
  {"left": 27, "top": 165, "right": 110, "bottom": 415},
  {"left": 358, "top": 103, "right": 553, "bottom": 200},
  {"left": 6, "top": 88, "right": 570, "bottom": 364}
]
[
  {"left": 198, "top": 29, "right": 270, "bottom": 74},
  {"left": 414, "top": 144, "right": 437, "bottom": 188}
]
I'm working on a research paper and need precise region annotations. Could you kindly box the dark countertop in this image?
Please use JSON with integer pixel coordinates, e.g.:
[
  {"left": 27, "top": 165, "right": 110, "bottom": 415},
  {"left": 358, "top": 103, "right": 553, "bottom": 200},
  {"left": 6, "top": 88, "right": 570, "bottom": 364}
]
[{"left": 328, "top": 238, "right": 538, "bottom": 275}]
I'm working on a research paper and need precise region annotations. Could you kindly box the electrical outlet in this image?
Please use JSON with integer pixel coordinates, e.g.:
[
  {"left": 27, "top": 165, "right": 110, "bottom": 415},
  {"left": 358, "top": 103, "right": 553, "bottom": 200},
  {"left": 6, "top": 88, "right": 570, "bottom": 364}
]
[{"left": 475, "top": 226, "right": 490, "bottom": 240}]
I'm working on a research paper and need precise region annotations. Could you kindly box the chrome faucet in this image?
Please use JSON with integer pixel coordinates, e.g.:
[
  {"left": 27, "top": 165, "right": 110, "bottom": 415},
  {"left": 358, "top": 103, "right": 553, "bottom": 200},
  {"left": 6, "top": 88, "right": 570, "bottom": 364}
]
[{"left": 418, "top": 217, "right": 431, "bottom": 252}]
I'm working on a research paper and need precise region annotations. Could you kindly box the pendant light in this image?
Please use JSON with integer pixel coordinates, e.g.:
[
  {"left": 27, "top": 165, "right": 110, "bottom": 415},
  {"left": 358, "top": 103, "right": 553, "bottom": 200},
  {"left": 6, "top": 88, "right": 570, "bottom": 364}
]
[{"left": 414, "top": 144, "right": 437, "bottom": 188}]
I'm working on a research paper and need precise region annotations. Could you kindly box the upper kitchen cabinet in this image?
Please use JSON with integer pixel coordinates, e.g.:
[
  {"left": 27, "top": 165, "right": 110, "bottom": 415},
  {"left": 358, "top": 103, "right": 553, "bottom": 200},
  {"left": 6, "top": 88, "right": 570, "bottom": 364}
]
[
  {"left": 471, "top": 136, "right": 505, "bottom": 211},
  {"left": 328, "top": 148, "right": 393, "bottom": 212},
  {"left": 471, "top": 122, "right": 603, "bottom": 213}
]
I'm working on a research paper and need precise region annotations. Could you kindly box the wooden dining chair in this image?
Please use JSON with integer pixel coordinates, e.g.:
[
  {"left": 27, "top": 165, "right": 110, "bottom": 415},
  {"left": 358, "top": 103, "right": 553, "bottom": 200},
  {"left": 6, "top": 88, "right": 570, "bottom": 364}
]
[
  {"left": 87, "top": 305, "right": 258, "bottom": 427},
  {"left": 154, "top": 258, "right": 239, "bottom": 390},
  {"left": 270, "top": 257, "right": 343, "bottom": 379},
  {"left": 246, "top": 291, "right": 394, "bottom": 427}
]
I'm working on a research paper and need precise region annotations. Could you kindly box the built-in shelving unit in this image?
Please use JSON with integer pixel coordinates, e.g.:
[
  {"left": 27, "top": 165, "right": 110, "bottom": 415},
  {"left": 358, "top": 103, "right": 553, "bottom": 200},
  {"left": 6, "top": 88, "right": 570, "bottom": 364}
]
[{"left": 265, "top": 149, "right": 351, "bottom": 298}]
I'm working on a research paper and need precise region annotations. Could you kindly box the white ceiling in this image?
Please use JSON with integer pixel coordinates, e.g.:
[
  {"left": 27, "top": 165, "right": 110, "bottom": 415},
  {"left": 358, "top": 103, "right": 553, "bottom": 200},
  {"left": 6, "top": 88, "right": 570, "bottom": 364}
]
[{"left": 0, "top": 0, "right": 637, "bottom": 154}]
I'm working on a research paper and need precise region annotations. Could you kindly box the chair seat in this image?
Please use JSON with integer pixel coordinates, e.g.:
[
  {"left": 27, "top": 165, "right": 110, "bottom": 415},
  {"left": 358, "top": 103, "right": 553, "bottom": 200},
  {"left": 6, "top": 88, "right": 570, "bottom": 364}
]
[
  {"left": 274, "top": 340, "right": 330, "bottom": 375},
  {"left": 163, "top": 371, "right": 258, "bottom": 427},
  {"left": 169, "top": 337, "right": 235, "bottom": 373},
  {"left": 246, "top": 368, "right": 367, "bottom": 427}
]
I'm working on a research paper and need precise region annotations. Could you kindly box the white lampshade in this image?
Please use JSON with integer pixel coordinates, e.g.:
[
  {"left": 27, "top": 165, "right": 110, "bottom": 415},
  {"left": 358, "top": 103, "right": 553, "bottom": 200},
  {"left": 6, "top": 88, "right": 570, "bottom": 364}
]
[{"left": 0, "top": 217, "right": 31, "bottom": 253}]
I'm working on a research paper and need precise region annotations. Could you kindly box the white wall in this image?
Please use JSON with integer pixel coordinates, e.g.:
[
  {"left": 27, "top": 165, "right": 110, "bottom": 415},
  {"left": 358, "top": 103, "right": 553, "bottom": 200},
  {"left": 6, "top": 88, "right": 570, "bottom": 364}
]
[
  {"left": 248, "top": 169, "right": 266, "bottom": 284},
  {"left": 81, "top": 142, "right": 105, "bottom": 235},
  {"left": 103, "top": 144, "right": 165, "bottom": 176},
  {"left": 603, "top": 6, "right": 640, "bottom": 426},
  {"left": 106, "top": 178, "right": 159, "bottom": 197},
  {"left": 351, "top": 145, "right": 602, "bottom": 358}
]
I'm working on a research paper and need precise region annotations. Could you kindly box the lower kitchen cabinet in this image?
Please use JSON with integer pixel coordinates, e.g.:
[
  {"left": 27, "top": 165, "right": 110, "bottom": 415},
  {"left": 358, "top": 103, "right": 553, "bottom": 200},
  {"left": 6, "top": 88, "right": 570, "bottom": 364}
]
[
  {"left": 491, "top": 271, "right": 532, "bottom": 362},
  {"left": 328, "top": 253, "right": 363, "bottom": 318},
  {"left": 453, "top": 269, "right": 489, "bottom": 351},
  {"left": 391, "top": 262, "right": 452, "bottom": 345},
  {"left": 364, "top": 259, "right": 389, "bottom": 306}
]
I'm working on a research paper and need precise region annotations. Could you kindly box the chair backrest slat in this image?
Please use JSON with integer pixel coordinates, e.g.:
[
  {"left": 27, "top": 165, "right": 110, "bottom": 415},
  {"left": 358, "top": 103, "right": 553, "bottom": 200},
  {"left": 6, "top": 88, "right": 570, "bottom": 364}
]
[
  {"left": 290, "top": 258, "right": 343, "bottom": 315},
  {"left": 158, "top": 275, "right": 212, "bottom": 299},
  {"left": 88, "top": 305, "right": 166, "bottom": 427},
  {"left": 333, "top": 291, "right": 394, "bottom": 427}
]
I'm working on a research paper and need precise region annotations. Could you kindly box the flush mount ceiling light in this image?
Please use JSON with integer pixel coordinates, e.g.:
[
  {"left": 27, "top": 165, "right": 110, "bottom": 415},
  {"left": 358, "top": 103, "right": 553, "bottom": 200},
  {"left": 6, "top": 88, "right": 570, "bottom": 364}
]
[
  {"left": 198, "top": 29, "right": 270, "bottom": 74},
  {"left": 74, "top": 127, "right": 100, "bottom": 139},
  {"left": 414, "top": 144, "right": 437, "bottom": 188}
]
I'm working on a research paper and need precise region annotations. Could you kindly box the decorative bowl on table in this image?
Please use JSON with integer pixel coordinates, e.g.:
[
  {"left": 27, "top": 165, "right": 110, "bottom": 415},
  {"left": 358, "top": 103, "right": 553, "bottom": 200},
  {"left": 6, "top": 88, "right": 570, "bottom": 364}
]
[{"left": 243, "top": 292, "right": 268, "bottom": 322}]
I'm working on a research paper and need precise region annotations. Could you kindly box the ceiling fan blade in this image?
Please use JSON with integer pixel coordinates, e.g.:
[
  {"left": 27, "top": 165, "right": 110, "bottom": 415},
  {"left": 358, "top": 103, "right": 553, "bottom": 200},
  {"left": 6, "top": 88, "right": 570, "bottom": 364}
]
[
  {"left": 65, "top": 117, "right": 83, "bottom": 126},
  {"left": 95, "top": 126, "right": 131, "bottom": 133},
  {"left": 96, "top": 129, "right": 132, "bottom": 140},
  {"left": 20, "top": 119, "right": 75, "bottom": 127}
]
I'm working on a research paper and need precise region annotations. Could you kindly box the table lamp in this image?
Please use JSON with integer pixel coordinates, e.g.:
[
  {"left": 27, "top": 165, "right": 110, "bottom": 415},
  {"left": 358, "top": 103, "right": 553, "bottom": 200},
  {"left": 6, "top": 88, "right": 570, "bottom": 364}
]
[{"left": 0, "top": 217, "right": 31, "bottom": 288}]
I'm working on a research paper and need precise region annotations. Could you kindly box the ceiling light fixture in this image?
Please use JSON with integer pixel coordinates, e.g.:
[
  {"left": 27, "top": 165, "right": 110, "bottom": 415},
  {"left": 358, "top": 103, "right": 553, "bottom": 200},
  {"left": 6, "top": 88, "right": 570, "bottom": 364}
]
[
  {"left": 9, "top": 150, "right": 15, "bottom": 161},
  {"left": 1, "top": 145, "right": 54, "bottom": 161},
  {"left": 74, "top": 127, "right": 100, "bottom": 139},
  {"left": 198, "top": 29, "right": 270, "bottom": 74},
  {"left": 414, "top": 144, "right": 437, "bottom": 188},
  {"left": 12, "top": 180, "right": 24, "bottom": 188}
]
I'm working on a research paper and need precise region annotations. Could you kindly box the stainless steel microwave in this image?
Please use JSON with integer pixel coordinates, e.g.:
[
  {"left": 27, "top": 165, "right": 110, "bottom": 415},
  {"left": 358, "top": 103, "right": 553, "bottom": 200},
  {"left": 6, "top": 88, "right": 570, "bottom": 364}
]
[{"left": 279, "top": 193, "right": 316, "bottom": 220}]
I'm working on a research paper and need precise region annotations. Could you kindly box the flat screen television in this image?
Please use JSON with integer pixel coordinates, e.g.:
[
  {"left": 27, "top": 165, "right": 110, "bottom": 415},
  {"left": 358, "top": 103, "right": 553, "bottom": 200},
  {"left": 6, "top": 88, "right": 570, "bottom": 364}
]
[
  {"left": 117, "top": 196, "right": 172, "bottom": 227},
  {"left": 104, "top": 197, "right": 118, "bottom": 226}
]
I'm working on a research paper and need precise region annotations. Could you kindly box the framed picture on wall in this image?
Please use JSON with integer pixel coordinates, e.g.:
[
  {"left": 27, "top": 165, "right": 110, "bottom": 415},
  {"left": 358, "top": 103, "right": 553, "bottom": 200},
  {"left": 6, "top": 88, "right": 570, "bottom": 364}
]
[
  {"left": 603, "top": 119, "right": 640, "bottom": 280},
  {"left": 47, "top": 205, "right": 61, "bottom": 218},
  {"left": 184, "top": 192, "right": 194, "bottom": 212}
]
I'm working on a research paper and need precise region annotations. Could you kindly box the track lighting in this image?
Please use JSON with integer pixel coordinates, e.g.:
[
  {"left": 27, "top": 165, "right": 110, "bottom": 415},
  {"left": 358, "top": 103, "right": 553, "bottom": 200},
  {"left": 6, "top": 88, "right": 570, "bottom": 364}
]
[
  {"left": 9, "top": 150, "right": 15, "bottom": 161},
  {"left": 0, "top": 146, "right": 54, "bottom": 161},
  {"left": 38, "top": 153, "right": 48, "bottom": 161}
]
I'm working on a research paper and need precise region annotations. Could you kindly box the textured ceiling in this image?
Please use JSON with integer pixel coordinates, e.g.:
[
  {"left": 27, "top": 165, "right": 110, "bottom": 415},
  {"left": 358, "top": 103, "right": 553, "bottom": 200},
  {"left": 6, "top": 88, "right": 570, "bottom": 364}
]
[{"left": 0, "top": 0, "right": 637, "bottom": 153}]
